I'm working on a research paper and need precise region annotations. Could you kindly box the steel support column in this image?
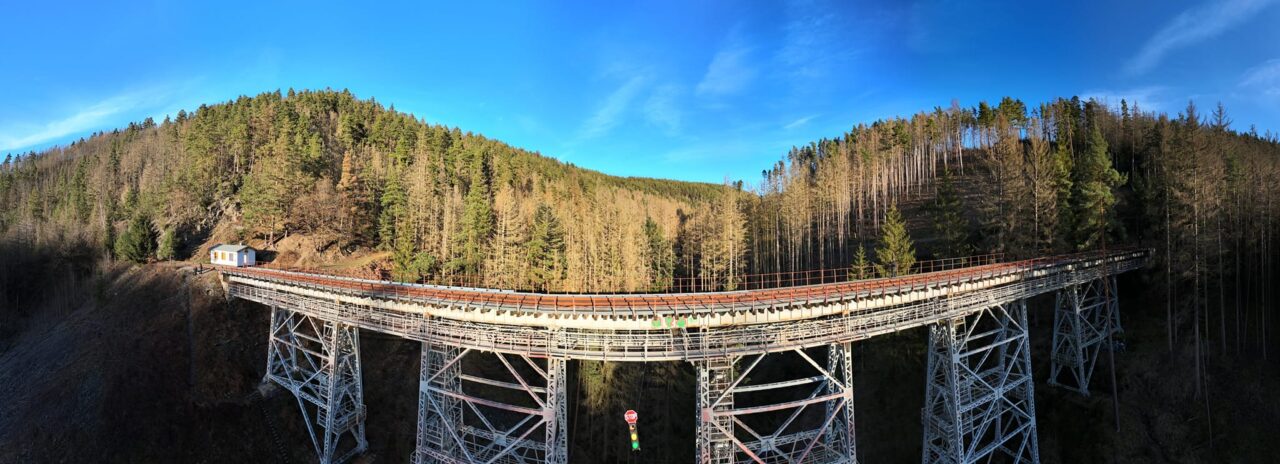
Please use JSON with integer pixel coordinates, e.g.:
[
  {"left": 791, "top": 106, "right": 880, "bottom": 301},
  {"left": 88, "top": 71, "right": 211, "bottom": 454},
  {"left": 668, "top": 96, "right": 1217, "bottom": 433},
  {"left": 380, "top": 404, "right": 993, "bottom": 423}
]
[
  {"left": 413, "top": 344, "right": 568, "bottom": 464},
  {"left": 825, "top": 342, "right": 857, "bottom": 463},
  {"left": 1048, "top": 276, "right": 1121, "bottom": 396},
  {"left": 921, "top": 300, "right": 1039, "bottom": 464},
  {"left": 696, "top": 347, "right": 857, "bottom": 464},
  {"left": 415, "top": 341, "right": 463, "bottom": 464},
  {"left": 265, "top": 306, "right": 368, "bottom": 464}
]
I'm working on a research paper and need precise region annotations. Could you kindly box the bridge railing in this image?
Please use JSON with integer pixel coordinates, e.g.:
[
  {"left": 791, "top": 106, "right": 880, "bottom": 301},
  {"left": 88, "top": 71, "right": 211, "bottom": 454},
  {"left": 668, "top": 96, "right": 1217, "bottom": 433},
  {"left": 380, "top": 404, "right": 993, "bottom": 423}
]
[
  {"left": 227, "top": 252, "right": 1006, "bottom": 295},
  {"left": 662, "top": 253, "right": 1006, "bottom": 293}
]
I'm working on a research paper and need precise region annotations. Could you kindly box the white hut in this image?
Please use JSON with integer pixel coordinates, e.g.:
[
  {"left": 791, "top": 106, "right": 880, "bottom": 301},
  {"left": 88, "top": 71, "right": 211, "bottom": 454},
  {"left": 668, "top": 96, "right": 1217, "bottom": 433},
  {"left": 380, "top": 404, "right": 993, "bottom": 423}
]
[{"left": 210, "top": 244, "right": 256, "bottom": 267}]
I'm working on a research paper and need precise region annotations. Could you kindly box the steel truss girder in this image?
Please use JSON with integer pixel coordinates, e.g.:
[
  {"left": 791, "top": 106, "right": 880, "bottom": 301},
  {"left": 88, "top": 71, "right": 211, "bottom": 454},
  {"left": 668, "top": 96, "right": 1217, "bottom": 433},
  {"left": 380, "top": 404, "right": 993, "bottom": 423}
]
[
  {"left": 414, "top": 342, "right": 568, "bottom": 464},
  {"left": 225, "top": 249, "right": 1148, "bottom": 361},
  {"left": 921, "top": 300, "right": 1039, "bottom": 464},
  {"left": 1048, "top": 276, "right": 1121, "bottom": 396},
  {"left": 265, "top": 306, "right": 368, "bottom": 464},
  {"left": 695, "top": 344, "right": 857, "bottom": 464}
]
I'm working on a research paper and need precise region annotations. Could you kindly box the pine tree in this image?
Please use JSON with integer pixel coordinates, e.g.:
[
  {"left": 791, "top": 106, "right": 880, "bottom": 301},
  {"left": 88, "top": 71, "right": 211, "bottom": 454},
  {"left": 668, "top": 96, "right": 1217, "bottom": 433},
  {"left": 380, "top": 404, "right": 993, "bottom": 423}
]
[{"left": 874, "top": 204, "right": 916, "bottom": 277}]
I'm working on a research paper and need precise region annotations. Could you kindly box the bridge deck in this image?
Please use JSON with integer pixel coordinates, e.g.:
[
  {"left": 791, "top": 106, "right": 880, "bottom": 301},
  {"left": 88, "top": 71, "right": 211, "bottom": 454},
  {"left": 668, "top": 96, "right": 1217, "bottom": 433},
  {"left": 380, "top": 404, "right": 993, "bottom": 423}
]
[{"left": 221, "top": 249, "right": 1149, "bottom": 360}]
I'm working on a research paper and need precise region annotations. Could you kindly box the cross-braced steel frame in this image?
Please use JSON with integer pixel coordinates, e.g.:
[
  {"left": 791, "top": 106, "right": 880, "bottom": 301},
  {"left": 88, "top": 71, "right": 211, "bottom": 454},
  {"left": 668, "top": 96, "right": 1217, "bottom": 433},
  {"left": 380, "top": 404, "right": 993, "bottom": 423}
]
[
  {"left": 414, "top": 342, "right": 568, "bottom": 464},
  {"left": 1048, "top": 276, "right": 1121, "bottom": 396},
  {"left": 695, "top": 344, "right": 857, "bottom": 464},
  {"left": 921, "top": 300, "right": 1039, "bottom": 464},
  {"left": 227, "top": 250, "right": 1149, "bottom": 464},
  {"left": 265, "top": 306, "right": 368, "bottom": 464}
]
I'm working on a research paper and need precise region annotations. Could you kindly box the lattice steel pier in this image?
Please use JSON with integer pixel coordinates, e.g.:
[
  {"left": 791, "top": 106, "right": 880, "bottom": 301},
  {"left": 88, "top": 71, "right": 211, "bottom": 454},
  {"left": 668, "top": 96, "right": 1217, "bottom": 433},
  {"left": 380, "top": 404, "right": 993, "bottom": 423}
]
[
  {"left": 695, "top": 346, "right": 857, "bottom": 464},
  {"left": 413, "top": 343, "right": 568, "bottom": 464},
  {"left": 921, "top": 300, "right": 1039, "bottom": 464},
  {"left": 264, "top": 307, "right": 368, "bottom": 464},
  {"left": 1048, "top": 276, "right": 1122, "bottom": 396},
  {"left": 223, "top": 249, "right": 1151, "bottom": 464}
]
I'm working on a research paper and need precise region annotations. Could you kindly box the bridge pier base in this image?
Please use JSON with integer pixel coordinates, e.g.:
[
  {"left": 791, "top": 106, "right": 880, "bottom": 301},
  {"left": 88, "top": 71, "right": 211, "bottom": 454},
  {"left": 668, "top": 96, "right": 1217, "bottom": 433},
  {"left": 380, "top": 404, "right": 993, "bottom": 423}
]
[
  {"left": 413, "top": 343, "right": 568, "bottom": 464},
  {"left": 1049, "top": 276, "right": 1121, "bottom": 396},
  {"left": 695, "top": 344, "right": 857, "bottom": 464},
  {"left": 921, "top": 300, "right": 1039, "bottom": 464},
  {"left": 264, "top": 306, "right": 368, "bottom": 464}
]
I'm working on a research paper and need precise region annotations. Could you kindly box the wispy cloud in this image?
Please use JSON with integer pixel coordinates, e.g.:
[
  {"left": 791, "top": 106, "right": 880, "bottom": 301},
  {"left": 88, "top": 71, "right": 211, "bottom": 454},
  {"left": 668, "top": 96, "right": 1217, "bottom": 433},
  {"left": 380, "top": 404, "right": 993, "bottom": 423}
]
[
  {"left": 776, "top": 1, "right": 838, "bottom": 80},
  {"left": 0, "top": 81, "right": 198, "bottom": 153},
  {"left": 783, "top": 115, "right": 818, "bottom": 130},
  {"left": 1081, "top": 86, "right": 1170, "bottom": 112},
  {"left": 643, "top": 84, "right": 683, "bottom": 133},
  {"left": 578, "top": 75, "right": 648, "bottom": 140},
  {"left": 696, "top": 44, "right": 755, "bottom": 97},
  {"left": 0, "top": 93, "right": 144, "bottom": 152},
  {"left": 1240, "top": 58, "right": 1280, "bottom": 97},
  {"left": 1126, "top": 0, "right": 1276, "bottom": 76}
]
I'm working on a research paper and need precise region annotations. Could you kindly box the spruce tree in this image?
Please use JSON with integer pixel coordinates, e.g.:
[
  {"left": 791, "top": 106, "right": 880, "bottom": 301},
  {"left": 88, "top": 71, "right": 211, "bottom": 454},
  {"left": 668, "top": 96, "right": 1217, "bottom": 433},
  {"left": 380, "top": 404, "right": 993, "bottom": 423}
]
[
  {"left": 1052, "top": 136, "right": 1075, "bottom": 249},
  {"left": 156, "top": 227, "right": 178, "bottom": 261},
  {"left": 378, "top": 166, "right": 407, "bottom": 249},
  {"left": 874, "top": 204, "right": 916, "bottom": 277},
  {"left": 114, "top": 214, "right": 155, "bottom": 263},
  {"left": 449, "top": 148, "right": 493, "bottom": 276},
  {"left": 851, "top": 244, "right": 871, "bottom": 280},
  {"left": 931, "top": 169, "right": 970, "bottom": 258},
  {"left": 1072, "top": 123, "right": 1125, "bottom": 249},
  {"left": 526, "top": 204, "right": 566, "bottom": 291},
  {"left": 392, "top": 233, "right": 433, "bottom": 282},
  {"left": 643, "top": 217, "right": 674, "bottom": 290}
]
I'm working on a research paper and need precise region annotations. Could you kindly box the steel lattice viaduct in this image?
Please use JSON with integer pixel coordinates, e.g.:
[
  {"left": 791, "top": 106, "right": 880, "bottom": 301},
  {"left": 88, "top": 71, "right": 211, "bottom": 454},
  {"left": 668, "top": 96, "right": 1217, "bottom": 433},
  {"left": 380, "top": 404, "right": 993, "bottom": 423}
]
[{"left": 218, "top": 248, "right": 1151, "bottom": 464}]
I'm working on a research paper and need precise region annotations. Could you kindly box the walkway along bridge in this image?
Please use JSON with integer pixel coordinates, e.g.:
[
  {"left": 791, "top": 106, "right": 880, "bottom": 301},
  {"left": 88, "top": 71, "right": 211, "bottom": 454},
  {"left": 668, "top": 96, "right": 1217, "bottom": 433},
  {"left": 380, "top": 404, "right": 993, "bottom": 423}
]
[{"left": 217, "top": 248, "right": 1151, "bottom": 464}]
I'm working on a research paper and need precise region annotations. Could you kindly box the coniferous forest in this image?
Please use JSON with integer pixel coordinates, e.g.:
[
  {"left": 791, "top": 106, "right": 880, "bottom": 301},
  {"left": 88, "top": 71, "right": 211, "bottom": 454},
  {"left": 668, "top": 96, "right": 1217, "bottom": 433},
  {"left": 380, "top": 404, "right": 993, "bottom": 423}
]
[{"left": 2, "top": 89, "right": 1279, "bottom": 462}]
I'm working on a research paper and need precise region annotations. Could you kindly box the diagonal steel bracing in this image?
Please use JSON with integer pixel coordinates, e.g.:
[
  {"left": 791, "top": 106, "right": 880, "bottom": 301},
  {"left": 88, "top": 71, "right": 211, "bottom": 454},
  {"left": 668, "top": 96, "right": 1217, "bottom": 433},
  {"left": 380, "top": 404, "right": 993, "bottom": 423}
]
[
  {"left": 695, "top": 345, "right": 857, "bottom": 464},
  {"left": 1048, "top": 276, "right": 1121, "bottom": 396},
  {"left": 414, "top": 342, "right": 568, "bottom": 464},
  {"left": 921, "top": 300, "right": 1039, "bottom": 464},
  {"left": 265, "top": 306, "right": 368, "bottom": 464},
  {"left": 228, "top": 249, "right": 1149, "bottom": 464}
]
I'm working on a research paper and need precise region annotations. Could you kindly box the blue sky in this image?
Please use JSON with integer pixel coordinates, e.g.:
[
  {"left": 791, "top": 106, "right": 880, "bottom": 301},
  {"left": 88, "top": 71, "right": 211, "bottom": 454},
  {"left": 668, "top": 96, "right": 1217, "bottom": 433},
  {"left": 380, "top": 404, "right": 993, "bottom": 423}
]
[{"left": 3, "top": 0, "right": 1279, "bottom": 183}]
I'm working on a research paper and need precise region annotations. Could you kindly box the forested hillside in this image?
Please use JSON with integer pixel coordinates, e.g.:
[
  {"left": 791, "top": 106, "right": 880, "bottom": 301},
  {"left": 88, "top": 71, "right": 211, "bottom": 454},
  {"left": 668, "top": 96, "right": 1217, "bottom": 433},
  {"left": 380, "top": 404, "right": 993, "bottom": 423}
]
[
  {"left": 2, "top": 89, "right": 1278, "bottom": 354},
  {"left": 0, "top": 89, "right": 730, "bottom": 293},
  {"left": 3, "top": 89, "right": 1280, "bottom": 461}
]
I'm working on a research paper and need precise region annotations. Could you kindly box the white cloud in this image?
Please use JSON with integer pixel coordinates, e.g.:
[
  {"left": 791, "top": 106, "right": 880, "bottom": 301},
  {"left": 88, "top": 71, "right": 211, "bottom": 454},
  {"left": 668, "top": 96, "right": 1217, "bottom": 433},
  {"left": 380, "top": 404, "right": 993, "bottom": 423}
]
[
  {"left": 1240, "top": 58, "right": 1280, "bottom": 97},
  {"left": 783, "top": 115, "right": 818, "bottom": 130},
  {"left": 1080, "top": 86, "right": 1170, "bottom": 112},
  {"left": 1126, "top": 0, "right": 1276, "bottom": 76},
  {"left": 578, "top": 75, "right": 648, "bottom": 140},
  {"left": 696, "top": 45, "right": 755, "bottom": 97},
  {"left": 0, "top": 94, "right": 141, "bottom": 152},
  {"left": 0, "top": 81, "right": 198, "bottom": 153},
  {"left": 643, "top": 84, "right": 683, "bottom": 133}
]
